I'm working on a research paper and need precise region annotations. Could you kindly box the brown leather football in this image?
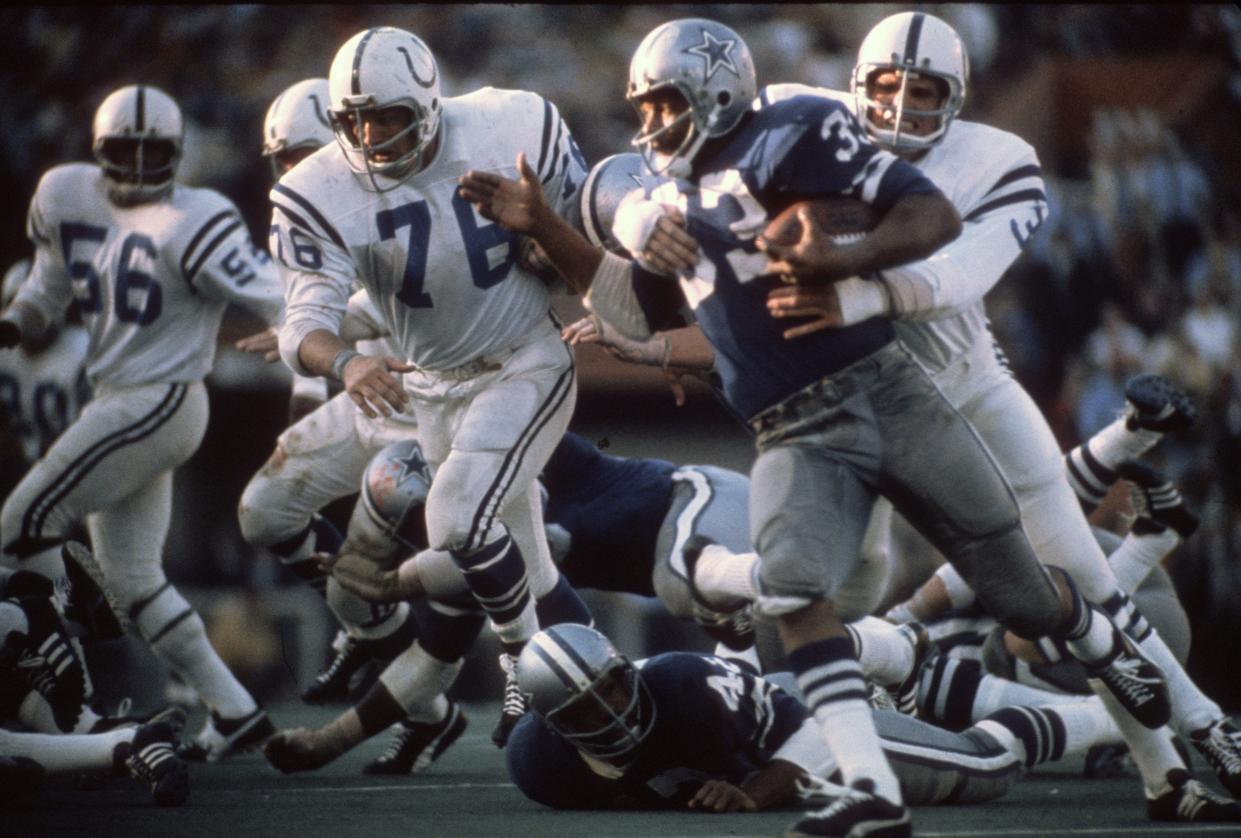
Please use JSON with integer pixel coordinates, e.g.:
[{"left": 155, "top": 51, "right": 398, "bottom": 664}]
[{"left": 761, "top": 196, "right": 877, "bottom": 246}]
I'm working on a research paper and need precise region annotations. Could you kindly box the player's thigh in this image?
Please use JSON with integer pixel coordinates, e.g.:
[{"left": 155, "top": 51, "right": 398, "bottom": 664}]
[
  {"left": 876, "top": 710, "right": 1022, "bottom": 805},
  {"left": 874, "top": 354, "right": 1021, "bottom": 549},
  {"left": 751, "top": 441, "right": 877, "bottom": 601},
  {"left": 87, "top": 471, "right": 174, "bottom": 602},
  {"left": 653, "top": 465, "right": 751, "bottom": 617},
  {"left": 1, "top": 382, "right": 207, "bottom": 553}
]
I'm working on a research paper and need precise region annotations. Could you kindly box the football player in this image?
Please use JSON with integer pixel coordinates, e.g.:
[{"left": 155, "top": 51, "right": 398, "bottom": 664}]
[
  {"left": 0, "top": 84, "right": 283, "bottom": 761},
  {"left": 458, "top": 17, "right": 1170, "bottom": 837},
  {"left": 506, "top": 624, "right": 1238, "bottom": 820},
  {"left": 682, "top": 10, "right": 1241, "bottom": 817},
  {"left": 271, "top": 26, "right": 591, "bottom": 747},
  {"left": 236, "top": 78, "right": 425, "bottom": 710},
  {"left": 0, "top": 258, "right": 90, "bottom": 496},
  {"left": 0, "top": 570, "right": 188, "bottom": 806}
]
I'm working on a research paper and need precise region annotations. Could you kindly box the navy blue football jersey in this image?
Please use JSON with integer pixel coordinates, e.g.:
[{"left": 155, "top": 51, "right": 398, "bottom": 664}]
[
  {"left": 542, "top": 431, "right": 675, "bottom": 595},
  {"left": 629, "top": 96, "right": 943, "bottom": 419},
  {"left": 506, "top": 652, "right": 808, "bottom": 809}
]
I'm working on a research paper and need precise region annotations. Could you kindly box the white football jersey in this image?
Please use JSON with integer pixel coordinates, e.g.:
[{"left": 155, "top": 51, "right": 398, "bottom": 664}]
[
  {"left": 18, "top": 164, "right": 284, "bottom": 387},
  {"left": 272, "top": 87, "right": 587, "bottom": 375},
  {"left": 0, "top": 326, "right": 90, "bottom": 461},
  {"left": 760, "top": 84, "right": 1048, "bottom": 374}
]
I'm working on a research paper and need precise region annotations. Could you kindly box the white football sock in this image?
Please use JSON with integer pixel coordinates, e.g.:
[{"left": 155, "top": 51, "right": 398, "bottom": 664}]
[
  {"left": 0, "top": 727, "right": 131, "bottom": 775},
  {"left": 848, "top": 616, "right": 915, "bottom": 687},
  {"left": 814, "top": 699, "right": 902, "bottom": 803},
  {"left": 379, "top": 640, "right": 463, "bottom": 715},
  {"left": 1110, "top": 530, "right": 1179, "bottom": 595},
  {"left": 1092, "top": 682, "right": 1182, "bottom": 797},
  {"left": 971, "top": 671, "right": 1083, "bottom": 721},
  {"left": 693, "top": 547, "right": 758, "bottom": 608},
  {"left": 1087, "top": 417, "right": 1163, "bottom": 471},
  {"left": 1138, "top": 629, "right": 1221, "bottom": 735}
]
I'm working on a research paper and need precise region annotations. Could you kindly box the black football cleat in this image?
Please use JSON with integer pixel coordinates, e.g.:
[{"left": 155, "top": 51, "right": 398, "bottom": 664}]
[
  {"left": 1190, "top": 718, "right": 1241, "bottom": 797},
  {"left": 491, "top": 653, "right": 527, "bottom": 749},
  {"left": 364, "top": 701, "right": 468, "bottom": 774},
  {"left": 681, "top": 535, "right": 756, "bottom": 652},
  {"left": 1147, "top": 768, "right": 1241, "bottom": 822},
  {"left": 1087, "top": 629, "right": 1170, "bottom": 730},
  {"left": 786, "top": 779, "right": 911, "bottom": 837},
  {"left": 117, "top": 721, "right": 189, "bottom": 806},
  {"left": 301, "top": 632, "right": 372, "bottom": 705},
  {"left": 179, "top": 708, "right": 275, "bottom": 762},
  {"left": 1117, "top": 460, "right": 1199, "bottom": 539},
  {"left": 1123, "top": 374, "right": 1198, "bottom": 433}
]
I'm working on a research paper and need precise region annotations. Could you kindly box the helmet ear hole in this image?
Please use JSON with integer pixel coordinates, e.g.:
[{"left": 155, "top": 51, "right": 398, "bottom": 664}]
[{"left": 716, "top": 90, "right": 731, "bottom": 107}]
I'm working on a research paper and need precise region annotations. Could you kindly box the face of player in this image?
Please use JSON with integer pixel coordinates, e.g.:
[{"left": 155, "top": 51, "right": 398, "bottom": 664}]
[
  {"left": 866, "top": 70, "right": 947, "bottom": 139},
  {"left": 345, "top": 105, "right": 421, "bottom": 163},
  {"left": 97, "top": 138, "right": 177, "bottom": 184},
  {"left": 635, "top": 87, "right": 692, "bottom": 154},
  {"left": 550, "top": 666, "right": 644, "bottom": 762}
]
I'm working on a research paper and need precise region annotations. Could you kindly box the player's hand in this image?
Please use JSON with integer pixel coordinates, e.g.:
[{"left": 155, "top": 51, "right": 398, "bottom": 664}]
[
  {"left": 561, "top": 315, "right": 670, "bottom": 367},
  {"left": 458, "top": 152, "right": 549, "bottom": 234},
  {"left": 757, "top": 205, "right": 856, "bottom": 284},
  {"left": 766, "top": 284, "right": 844, "bottom": 338},
  {"left": 688, "top": 779, "right": 758, "bottom": 813},
  {"left": 342, "top": 354, "right": 414, "bottom": 419},
  {"left": 262, "top": 728, "right": 334, "bottom": 774},
  {"left": 641, "top": 208, "right": 699, "bottom": 276},
  {"left": 235, "top": 327, "right": 281, "bottom": 363},
  {"left": 0, "top": 319, "right": 22, "bottom": 349},
  {"left": 327, "top": 552, "right": 405, "bottom": 604}
]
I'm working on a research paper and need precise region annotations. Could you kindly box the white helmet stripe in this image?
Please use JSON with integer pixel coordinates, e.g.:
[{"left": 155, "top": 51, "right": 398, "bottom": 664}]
[
  {"left": 530, "top": 629, "right": 596, "bottom": 692},
  {"left": 901, "top": 13, "right": 926, "bottom": 66}
]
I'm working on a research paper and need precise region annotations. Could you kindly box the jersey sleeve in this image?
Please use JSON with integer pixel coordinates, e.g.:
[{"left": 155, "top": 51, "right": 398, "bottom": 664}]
[
  {"left": 14, "top": 179, "right": 76, "bottom": 328},
  {"left": 529, "top": 96, "right": 590, "bottom": 228},
  {"left": 267, "top": 180, "right": 357, "bottom": 376},
  {"left": 183, "top": 200, "right": 285, "bottom": 325},
  {"left": 880, "top": 144, "right": 1048, "bottom": 320},
  {"left": 768, "top": 99, "right": 940, "bottom": 214}
]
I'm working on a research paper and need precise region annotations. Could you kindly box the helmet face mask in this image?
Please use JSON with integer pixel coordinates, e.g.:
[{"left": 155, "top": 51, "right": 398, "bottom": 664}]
[
  {"left": 517, "top": 625, "right": 655, "bottom": 762},
  {"left": 328, "top": 27, "right": 442, "bottom": 192},
  {"left": 851, "top": 11, "right": 968, "bottom": 154},
  {"left": 626, "top": 18, "right": 756, "bottom": 177},
  {"left": 92, "top": 84, "right": 183, "bottom": 206},
  {"left": 263, "top": 78, "right": 333, "bottom": 179}
]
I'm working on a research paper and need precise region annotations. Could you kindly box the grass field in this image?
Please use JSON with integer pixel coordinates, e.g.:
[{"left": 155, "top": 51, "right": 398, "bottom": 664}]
[{"left": 9, "top": 700, "right": 1241, "bottom": 838}]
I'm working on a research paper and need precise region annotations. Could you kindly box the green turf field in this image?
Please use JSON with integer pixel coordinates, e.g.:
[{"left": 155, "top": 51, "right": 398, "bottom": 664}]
[{"left": 8, "top": 701, "right": 1241, "bottom": 838}]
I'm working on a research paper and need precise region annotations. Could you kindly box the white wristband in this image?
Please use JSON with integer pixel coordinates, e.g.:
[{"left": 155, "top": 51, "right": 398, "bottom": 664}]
[{"left": 832, "top": 276, "right": 891, "bottom": 326}]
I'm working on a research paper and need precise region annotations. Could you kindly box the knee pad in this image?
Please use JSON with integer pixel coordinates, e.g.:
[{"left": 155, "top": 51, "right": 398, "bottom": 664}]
[{"left": 237, "top": 472, "right": 305, "bottom": 549}]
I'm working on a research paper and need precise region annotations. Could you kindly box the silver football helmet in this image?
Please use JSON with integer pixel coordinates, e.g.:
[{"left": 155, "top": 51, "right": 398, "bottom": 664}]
[
  {"left": 851, "top": 11, "right": 968, "bottom": 154},
  {"left": 262, "top": 78, "right": 333, "bottom": 179},
  {"left": 627, "top": 18, "right": 756, "bottom": 177},
  {"left": 360, "top": 439, "right": 433, "bottom": 553},
  {"left": 579, "top": 153, "right": 668, "bottom": 254},
  {"left": 328, "top": 26, "right": 442, "bottom": 191},
  {"left": 2, "top": 258, "right": 31, "bottom": 309},
  {"left": 92, "top": 84, "right": 183, "bottom": 205},
  {"left": 516, "top": 624, "right": 655, "bottom": 761}
]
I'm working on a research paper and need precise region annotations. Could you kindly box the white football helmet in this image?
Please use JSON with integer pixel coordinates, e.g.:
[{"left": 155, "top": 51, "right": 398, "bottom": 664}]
[
  {"left": 851, "top": 12, "right": 968, "bottom": 154},
  {"left": 579, "top": 153, "right": 667, "bottom": 254},
  {"left": 262, "top": 78, "right": 333, "bottom": 179},
  {"left": 627, "top": 18, "right": 756, "bottom": 177},
  {"left": 2, "top": 258, "right": 32, "bottom": 309},
  {"left": 360, "top": 439, "right": 433, "bottom": 553},
  {"left": 516, "top": 625, "right": 655, "bottom": 761},
  {"left": 92, "top": 84, "right": 183, "bottom": 205},
  {"left": 328, "top": 27, "right": 442, "bottom": 191}
]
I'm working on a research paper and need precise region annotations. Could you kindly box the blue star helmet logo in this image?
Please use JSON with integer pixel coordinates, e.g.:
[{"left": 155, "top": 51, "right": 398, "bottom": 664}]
[
  {"left": 686, "top": 29, "right": 740, "bottom": 82},
  {"left": 394, "top": 447, "right": 430, "bottom": 485}
]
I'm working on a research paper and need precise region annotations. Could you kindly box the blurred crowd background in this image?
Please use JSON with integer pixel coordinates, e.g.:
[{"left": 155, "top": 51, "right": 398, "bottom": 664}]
[{"left": 1, "top": 4, "right": 1239, "bottom": 709}]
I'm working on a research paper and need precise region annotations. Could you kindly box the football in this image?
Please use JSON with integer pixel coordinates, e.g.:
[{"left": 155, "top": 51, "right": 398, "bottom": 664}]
[{"left": 761, "top": 195, "right": 877, "bottom": 246}]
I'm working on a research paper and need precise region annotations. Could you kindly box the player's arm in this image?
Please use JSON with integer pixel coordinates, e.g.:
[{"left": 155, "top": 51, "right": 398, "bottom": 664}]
[
  {"left": 877, "top": 151, "right": 1047, "bottom": 321},
  {"left": 1, "top": 194, "right": 75, "bottom": 348}
]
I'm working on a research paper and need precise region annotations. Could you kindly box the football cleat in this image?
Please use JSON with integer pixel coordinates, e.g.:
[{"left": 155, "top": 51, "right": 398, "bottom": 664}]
[
  {"left": 90, "top": 702, "right": 189, "bottom": 735},
  {"left": 1087, "top": 629, "right": 1170, "bottom": 730},
  {"left": 786, "top": 778, "right": 912, "bottom": 838},
  {"left": 117, "top": 721, "right": 189, "bottom": 806},
  {"left": 866, "top": 682, "right": 898, "bottom": 713},
  {"left": 178, "top": 708, "right": 275, "bottom": 762},
  {"left": 1117, "top": 460, "right": 1200, "bottom": 539},
  {"left": 681, "top": 535, "right": 756, "bottom": 652},
  {"left": 1123, "top": 374, "right": 1198, "bottom": 433},
  {"left": 11, "top": 594, "right": 86, "bottom": 732},
  {"left": 1147, "top": 768, "right": 1241, "bottom": 822},
  {"left": 1190, "top": 718, "right": 1241, "bottom": 797},
  {"left": 61, "top": 541, "right": 127, "bottom": 640},
  {"left": 491, "top": 653, "right": 527, "bottom": 749},
  {"left": 301, "top": 631, "right": 372, "bottom": 704},
  {"left": 363, "top": 701, "right": 468, "bottom": 775}
]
